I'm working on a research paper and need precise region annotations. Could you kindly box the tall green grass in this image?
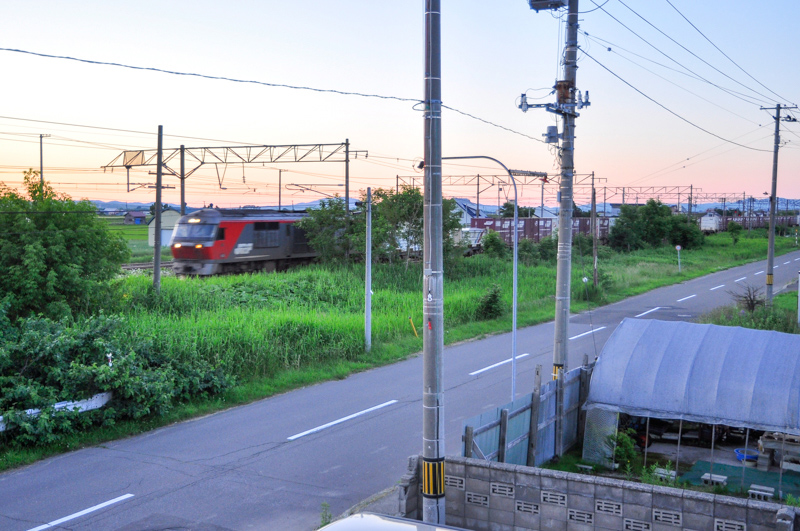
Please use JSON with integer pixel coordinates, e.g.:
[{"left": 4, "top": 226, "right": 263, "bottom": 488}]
[{"left": 113, "top": 232, "right": 798, "bottom": 381}]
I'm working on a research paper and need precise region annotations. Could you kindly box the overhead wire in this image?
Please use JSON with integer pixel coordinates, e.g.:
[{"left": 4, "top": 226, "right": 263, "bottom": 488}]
[
  {"left": 616, "top": 0, "right": 783, "bottom": 106},
  {"left": 664, "top": 0, "right": 795, "bottom": 106},
  {"left": 580, "top": 48, "right": 772, "bottom": 152},
  {"left": 588, "top": 0, "right": 770, "bottom": 107}
]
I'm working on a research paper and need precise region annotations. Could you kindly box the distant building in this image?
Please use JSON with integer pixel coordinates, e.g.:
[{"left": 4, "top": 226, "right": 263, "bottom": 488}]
[
  {"left": 123, "top": 211, "right": 147, "bottom": 225},
  {"left": 147, "top": 208, "right": 181, "bottom": 247}
]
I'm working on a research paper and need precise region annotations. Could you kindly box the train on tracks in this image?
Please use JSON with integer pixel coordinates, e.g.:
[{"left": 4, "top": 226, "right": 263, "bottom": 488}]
[
  {"left": 470, "top": 216, "right": 613, "bottom": 245},
  {"left": 170, "top": 208, "right": 316, "bottom": 275},
  {"left": 699, "top": 212, "right": 799, "bottom": 234}
]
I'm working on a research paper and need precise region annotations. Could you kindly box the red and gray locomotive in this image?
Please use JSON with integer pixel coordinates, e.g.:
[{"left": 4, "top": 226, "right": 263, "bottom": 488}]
[{"left": 170, "top": 208, "right": 316, "bottom": 275}]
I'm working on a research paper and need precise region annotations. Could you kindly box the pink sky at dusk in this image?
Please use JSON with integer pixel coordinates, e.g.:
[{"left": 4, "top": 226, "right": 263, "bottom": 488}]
[{"left": 1, "top": 1, "right": 797, "bottom": 210}]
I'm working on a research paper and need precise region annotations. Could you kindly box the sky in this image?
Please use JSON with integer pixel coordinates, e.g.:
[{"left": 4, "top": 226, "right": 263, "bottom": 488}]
[{"left": 1, "top": 1, "right": 799, "bottom": 211}]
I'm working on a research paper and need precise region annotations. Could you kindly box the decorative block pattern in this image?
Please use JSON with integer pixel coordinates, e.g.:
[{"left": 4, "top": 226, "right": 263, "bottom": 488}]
[
  {"left": 715, "top": 518, "right": 746, "bottom": 531},
  {"left": 624, "top": 517, "right": 652, "bottom": 531},
  {"left": 652, "top": 508, "right": 681, "bottom": 527},
  {"left": 490, "top": 482, "right": 514, "bottom": 498},
  {"left": 568, "top": 508, "right": 594, "bottom": 524},
  {"left": 516, "top": 500, "right": 540, "bottom": 514},
  {"left": 466, "top": 492, "right": 489, "bottom": 507},
  {"left": 595, "top": 499, "right": 622, "bottom": 516},
  {"left": 541, "top": 490, "right": 567, "bottom": 506},
  {"left": 444, "top": 475, "right": 465, "bottom": 490}
]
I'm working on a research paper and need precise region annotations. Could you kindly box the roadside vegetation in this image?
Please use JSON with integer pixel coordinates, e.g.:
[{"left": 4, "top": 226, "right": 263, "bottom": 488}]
[{"left": 1, "top": 181, "right": 797, "bottom": 470}]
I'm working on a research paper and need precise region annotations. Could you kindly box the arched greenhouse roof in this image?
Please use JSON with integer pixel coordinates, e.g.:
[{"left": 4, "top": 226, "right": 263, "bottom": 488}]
[{"left": 584, "top": 318, "right": 800, "bottom": 434}]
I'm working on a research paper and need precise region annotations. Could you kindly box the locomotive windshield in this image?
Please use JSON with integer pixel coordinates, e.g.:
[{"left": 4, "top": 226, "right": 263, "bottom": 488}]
[{"left": 174, "top": 222, "right": 217, "bottom": 239}]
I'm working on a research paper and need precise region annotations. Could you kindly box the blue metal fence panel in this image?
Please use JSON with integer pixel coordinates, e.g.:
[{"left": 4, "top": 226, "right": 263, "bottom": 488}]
[{"left": 461, "top": 366, "right": 583, "bottom": 467}]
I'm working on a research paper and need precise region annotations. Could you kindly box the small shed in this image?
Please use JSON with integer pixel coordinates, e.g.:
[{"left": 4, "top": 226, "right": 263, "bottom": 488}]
[
  {"left": 123, "top": 211, "right": 147, "bottom": 225},
  {"left": 148, "top": 209, "right": 181, "bottom": 247}
]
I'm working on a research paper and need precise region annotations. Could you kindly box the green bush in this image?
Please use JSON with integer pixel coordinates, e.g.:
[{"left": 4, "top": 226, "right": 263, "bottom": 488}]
[
  {"left": 537, "top": 235, "right": 558, "bottom": 262},
  {"left": 0, "top": 172, "right": 129, "bottom": 320},
  {"left": 475, "top": 284, "right": 503, "bottom": 320},
  {"left": 481, "top": 230, "right": 508, "bottom": 259},
  {"left": 0, "top": 308, "right": 233, "bottom": 447}
]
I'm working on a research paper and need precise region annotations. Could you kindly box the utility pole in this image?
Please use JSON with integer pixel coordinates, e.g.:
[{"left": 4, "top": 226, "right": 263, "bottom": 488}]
[
  {"left": 180, "top": 145, "right": 186, "bottom": 215},
  {"left": 476, "top": 175, "right": 480, "bottom": 217},
  {"left": 154, "top": 125, "right": 163, "bottom": 293},
  {"left": 365, "top": 187, "right": 372, "bottom": 352},
  {"left": 591, "top": 173, "right": 598, "bottom": 288},
  {"left": 39, "top": 134, "right": 50, "bottom": 184},
  {"left": 278, "top": 169, "right": 283, "bottom": 210},
  {"left": 345, "top": 139, "right": 350, "bottom": 213},
  {"left": 422, "top": 0, "right": 445, "bottom": 523},
  {"left": 761, "top": 103, "right": 798, "bottom": 305},
  {"left": 553, "top": 0, "right": 581, "bottom": 383},
  {"left": 541, "top": 178, "right": 546, "bottom": 218}
]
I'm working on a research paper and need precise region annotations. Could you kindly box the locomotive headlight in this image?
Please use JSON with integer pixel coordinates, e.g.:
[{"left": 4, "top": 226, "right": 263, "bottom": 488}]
[
  {"left": 174, "top": 243, "right": 182, "bottom": 248},
  {"left": 195, "top": 244, "right": 203, "bottom": 249},
  {"left": 188, "top": 218, "right": 201, "bottom": 223}
]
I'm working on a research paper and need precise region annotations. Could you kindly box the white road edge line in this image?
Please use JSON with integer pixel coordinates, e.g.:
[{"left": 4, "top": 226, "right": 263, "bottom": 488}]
[
  {"left": 635, "top": 307, "right": 661, "bottom": 318},
  {"left": 27, "top": 494, "right": 134, "bottom": 531},
  {"left": 677, "top": 294, "right": 696, "bottom": 302},
  {"left": 469, "top": 353, "right": 530, "bottom": 376},
  {"left": 288, "top": 400, "right": 398, "bottom": 441},
  {"left": 754, "top": 271, "right": 765, "bottom": 275},
  {"left": 735, "top": 277, "right": 746, "bottom": 282},
  {"left": 569, "top": 327, "right": 606, "bottom": 340},
  {"left": 709, "top": 285, "right": 725, "bottom": 291}
]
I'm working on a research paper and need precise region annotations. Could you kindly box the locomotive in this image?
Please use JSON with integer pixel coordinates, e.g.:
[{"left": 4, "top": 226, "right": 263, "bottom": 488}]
[{"left": 170, "top": 208, "right": 316, "bottom": 275}]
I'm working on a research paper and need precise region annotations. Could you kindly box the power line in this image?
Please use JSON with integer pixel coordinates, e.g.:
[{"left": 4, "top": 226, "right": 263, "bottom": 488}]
[
  {"left": 616, "top": 0, "right": 782, "bottom": 106},
  {"left": 580, "top": 48, "right": 772, "bottom": 152},
  {"left": 664, "top": 0, "right": 796, "bottom": 106},
  {"left": 581, "top": 32, "right": 760, "bottom": 126},
  {"left": 588, "top": 1, "right": 771, "bottom": 107}
]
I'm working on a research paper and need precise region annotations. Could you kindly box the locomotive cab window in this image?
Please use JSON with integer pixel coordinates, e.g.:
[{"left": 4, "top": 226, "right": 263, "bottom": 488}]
[
  {"left": 254, "top": 222, "right": 280, "bottom": 248},
  {"left": 174, "top": 223, "right": 217, "bottom": 240},
  {"left": 216, "top": 227, "right": 226, "bottom": 241}
]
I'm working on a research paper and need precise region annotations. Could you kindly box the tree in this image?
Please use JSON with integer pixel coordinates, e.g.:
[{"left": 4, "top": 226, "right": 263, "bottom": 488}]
[
  {"left": 373, "top": 187, "right": 423, "bottom": 266},
  {"left": 638, "top": 199, "right": 672, "bottom": 247},
  {"left": 667, "top": 215, "right": 704, "bottom": 249},
  {"left": 0, "top": 170, "right": 129, "bottom": 320},
  {"left": 149, "top": 202, "right": 170, "bottom": 216},
  {"left": 296, "top": 197, "right": 354, "bottom": 263},
  {"left": 608, "top": 205, "right": 644, "bottom": 252},
  {"left": 727, "top": 221, "right": 742, "bottom": 245},
  {"left": 498, "top": 202, "right": 537, "bottom": 218},
  {"left": 481, "top": 230, "right": 508, "bottom": 259}
]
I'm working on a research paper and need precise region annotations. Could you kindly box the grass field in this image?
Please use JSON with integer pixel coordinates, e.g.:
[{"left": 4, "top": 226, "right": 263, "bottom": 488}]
[
  {"left": 2, "top": 229, "right": 797, "bottom": 470},
  {"left": 100, "top": 215, "right": 172, "bottom": 262}
]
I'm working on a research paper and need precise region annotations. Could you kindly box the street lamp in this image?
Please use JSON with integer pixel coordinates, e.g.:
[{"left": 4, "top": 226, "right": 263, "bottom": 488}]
[{"left": 443, "top": 155, "right": 521, "bottom": 401}]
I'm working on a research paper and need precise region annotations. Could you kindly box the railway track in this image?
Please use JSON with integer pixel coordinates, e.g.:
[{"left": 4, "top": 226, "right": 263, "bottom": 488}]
[{"left": 121, "top": 261, "right": 173, "bottom": 271}]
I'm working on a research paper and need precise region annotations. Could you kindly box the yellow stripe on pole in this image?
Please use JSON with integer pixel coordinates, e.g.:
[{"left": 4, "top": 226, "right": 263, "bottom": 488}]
[
  {"left": 767, "top": 274, "right": 774, "bottom": 285},
  {"left": 422, "top": 458, "right": 445, "bottom": 497}
]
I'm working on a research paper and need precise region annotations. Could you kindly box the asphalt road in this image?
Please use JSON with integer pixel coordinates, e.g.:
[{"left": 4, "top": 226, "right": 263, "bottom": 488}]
[{"left": 2, "top": 251, "right": 800, "bottom": 531}]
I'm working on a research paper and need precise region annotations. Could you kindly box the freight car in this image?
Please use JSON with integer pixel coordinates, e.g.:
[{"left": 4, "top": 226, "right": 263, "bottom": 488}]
[
  {"left": 699, "top": 211, "right": 799, "bottom": 234},
  {"left": 170, "top": 208, "right": 316, "bottom": 275},
  {"left": 470, "top": 216, "right": 612, "bottom": 245}
]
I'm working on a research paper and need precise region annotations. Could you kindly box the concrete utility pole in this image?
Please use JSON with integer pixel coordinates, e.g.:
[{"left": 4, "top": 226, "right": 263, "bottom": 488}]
[
  {"left": 553, "top": 0, "right": 581, "bottom": 381},
  {"left": 153, "top": 125, "right": 163, "bottom": 293},
  {"left": 180, "top": 145, "right": 186, "bottom": 215},
  {"left": 591, "top": 172, "right": 597, "bottom": 288},
  {"left": 278, "top": 169, "right": 283, "bottom": 210},
  {"left": 422, "top": 0, "right": 445, "bottom": 523},
  {"left": 365, "top": 187, "right": 372, "bottom": 352},
  {"left": 762, "top": 103, "right": 798, "bottom": 305}
]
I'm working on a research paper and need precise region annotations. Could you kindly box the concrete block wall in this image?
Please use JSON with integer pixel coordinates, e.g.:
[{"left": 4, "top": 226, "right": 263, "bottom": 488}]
[{"left": 436, "top": 456, "right": 793, "bottom": 531}]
